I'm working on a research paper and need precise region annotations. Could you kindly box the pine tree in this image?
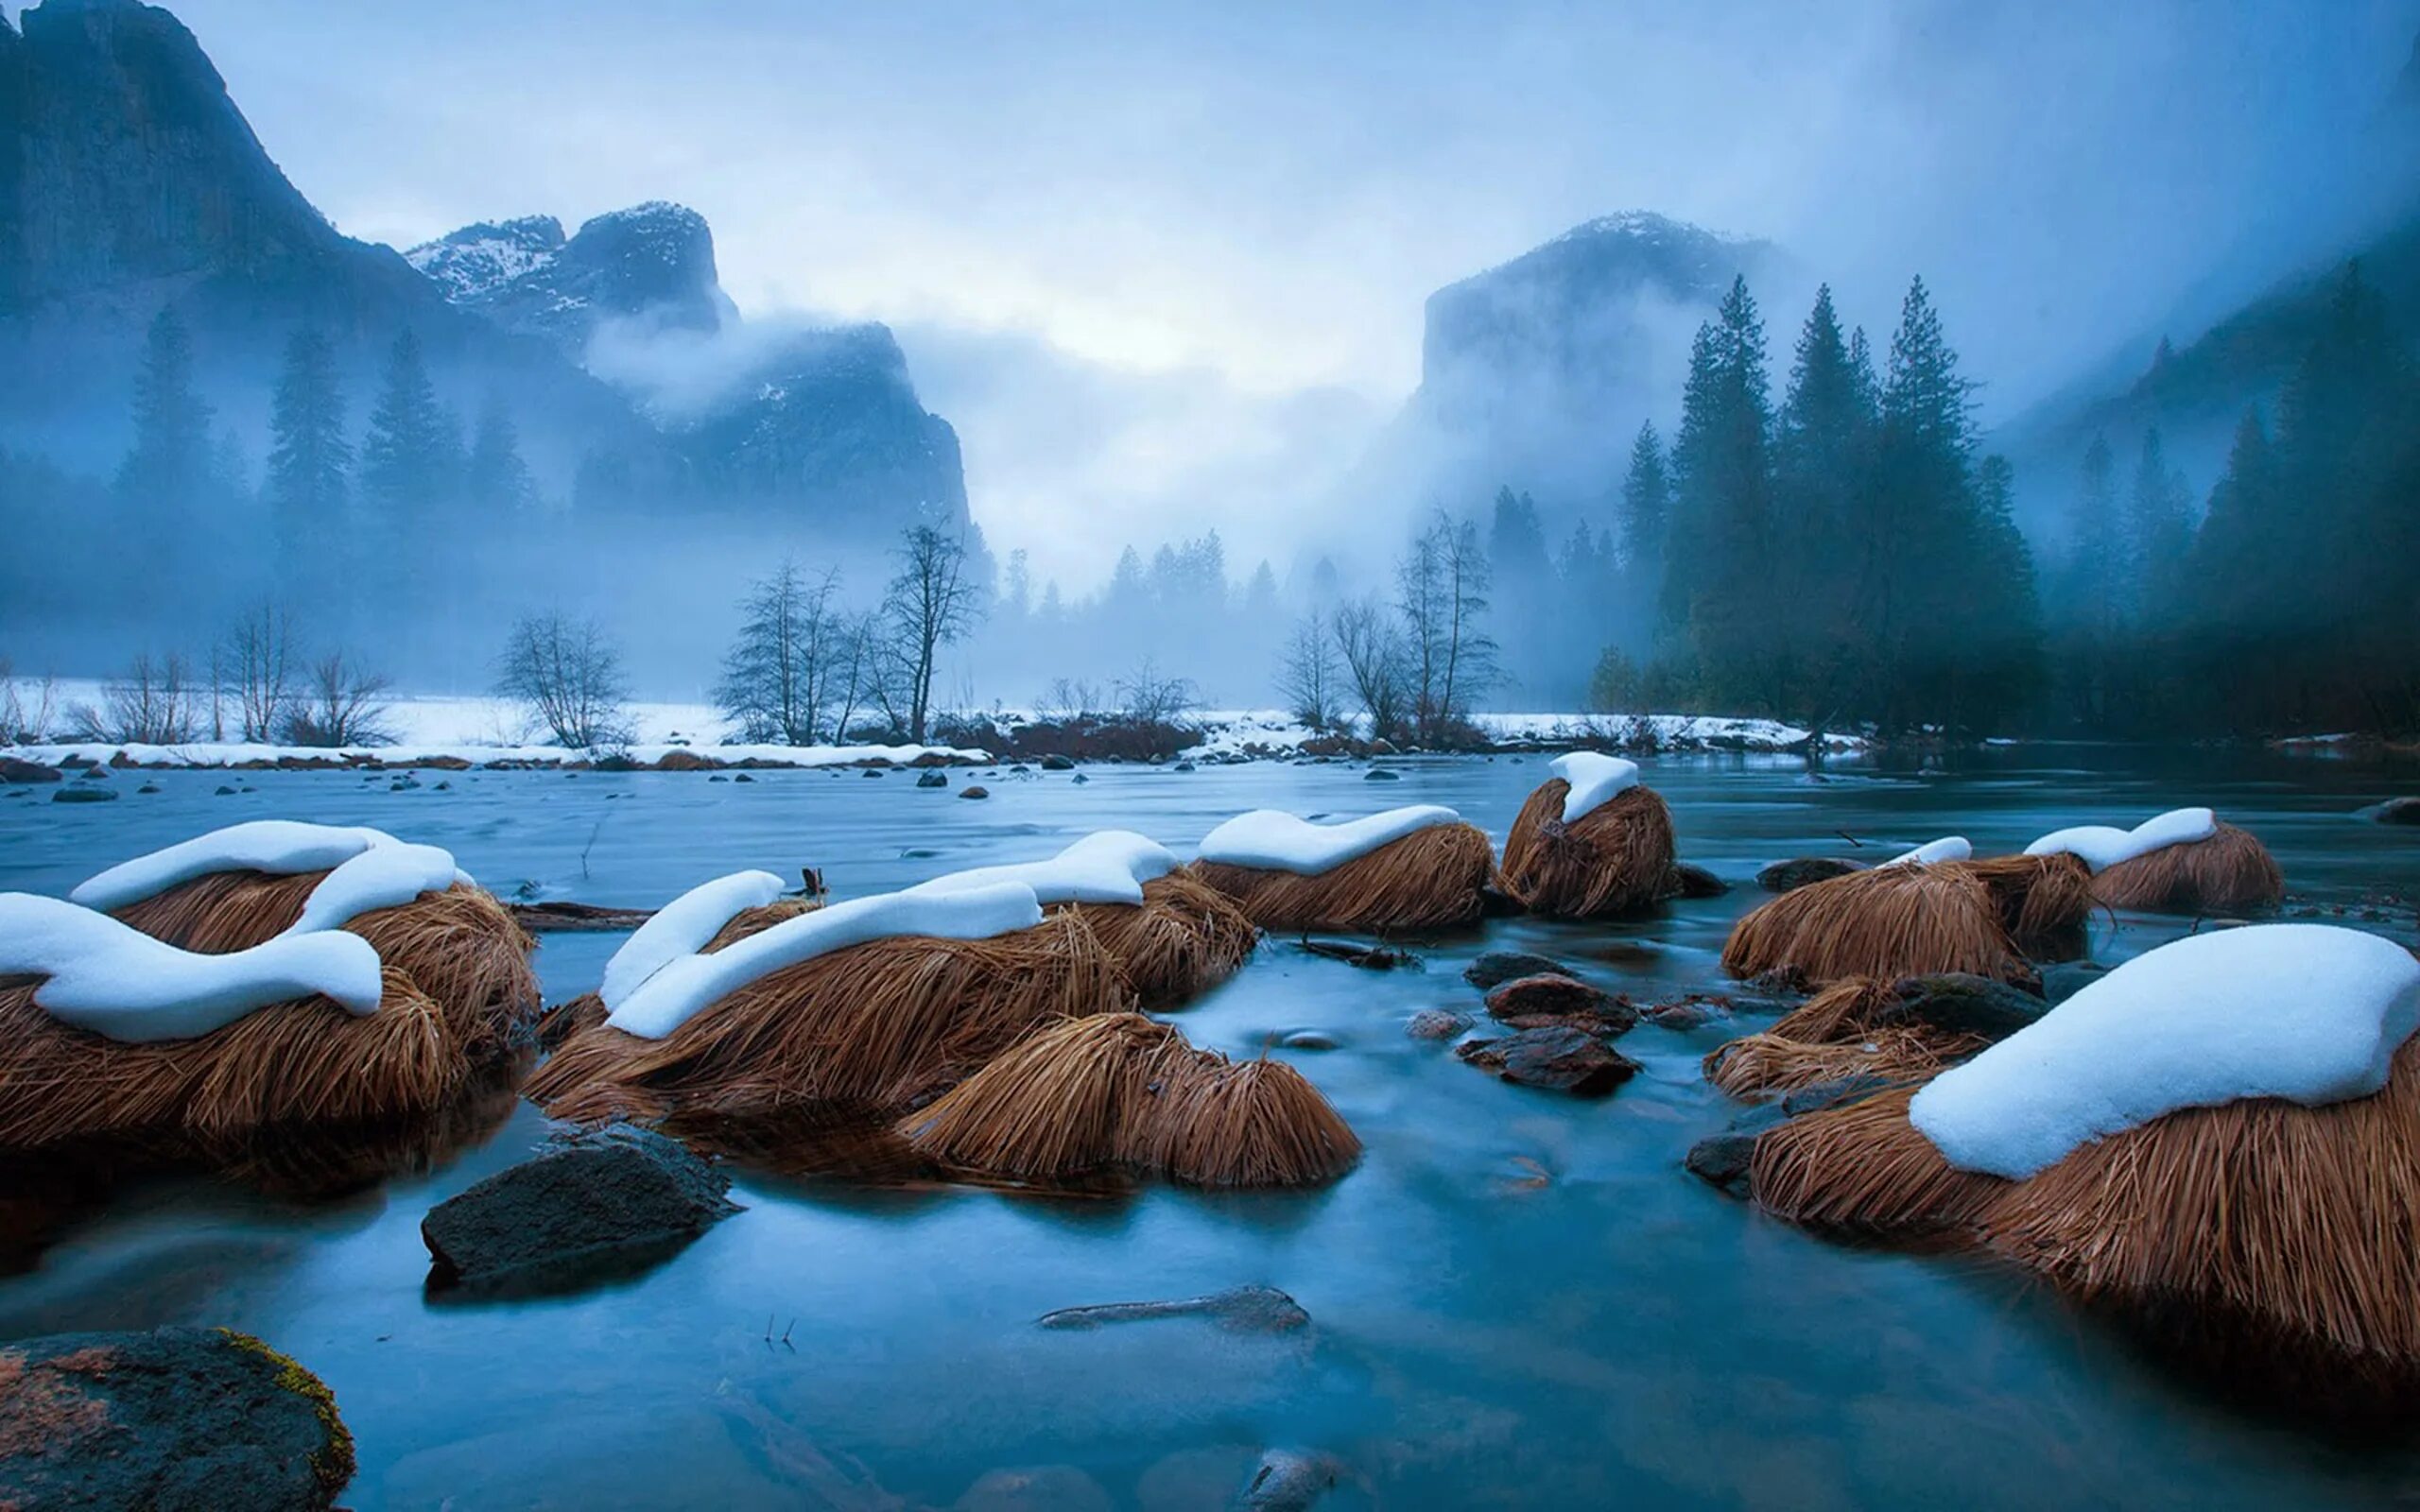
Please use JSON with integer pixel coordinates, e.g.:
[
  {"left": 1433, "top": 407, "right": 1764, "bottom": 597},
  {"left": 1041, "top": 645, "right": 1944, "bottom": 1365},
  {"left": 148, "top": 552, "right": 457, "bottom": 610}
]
[
  {"left": 464, "top": 396, "right": 536, "bottom": 515},
  {"left": 116, "top": 307, "right": 214, "bottom": 516},
  {"left": 1775, "top": 284, "right": 1874, "bottom": 714},
  {"left": 266, "top": 326, "right": 351, "bottom": 586},
  {"left": 1663, "top": 276, "right": 1775, "bottom": 708},
  {"left": 360, "top": 331, "right": 457, "bottom": 524},
  {"left": 2126, "top": 427, "right": 2192, "bottom": 628},
  {"left": 1619, "top": 421, "right": 1669, "bottom": 593}
]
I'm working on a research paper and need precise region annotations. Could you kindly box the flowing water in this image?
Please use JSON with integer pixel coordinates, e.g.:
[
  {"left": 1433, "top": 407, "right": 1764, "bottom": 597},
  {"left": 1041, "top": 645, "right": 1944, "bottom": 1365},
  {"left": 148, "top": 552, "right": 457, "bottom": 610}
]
[{"left": 2, "top": 749, "right": 2416, "bottom": 1510}]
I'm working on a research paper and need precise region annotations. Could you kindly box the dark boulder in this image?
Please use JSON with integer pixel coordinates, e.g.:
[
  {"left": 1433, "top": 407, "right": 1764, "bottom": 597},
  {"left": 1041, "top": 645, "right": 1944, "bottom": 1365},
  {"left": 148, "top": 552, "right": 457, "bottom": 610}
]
[
  {"left": 1756, "top": 856, "right": 1865, "bottom": 892},
  {"left": 958, "top": 785, "right": 991, "bottom": 800},
  {"left": 1641, "top": 992, "right": 1727, "bottom": 1030},
  {"left": 1405, "top": 1007, "right": 1473, "bottom": 1040},
  {"left": 421, "top": 1125, "right": 739, "bottom": 1297},
  {"left": 2040, "top": 959, "right": 2110, "bottom": 1005},
  {"left": 0, "top": 757, "right": 60, "bottom": 783},
  {"left": 1363, "top": 767, "right": 1400, "bottom": 782},
  {"left": 1684, "top": 1130, "right": 1760, "bottom": 1195},
  {"left": 1457, "top": 1025, "right": 1641, "bottom": 1095},
  {"left": 916, "top": 770, "right": 950, "bottom": 788},
  {"left": 1663, "top": 862, "right": 1730, "bottom": 899},
  {"left": 2370, "top": 797, "right": 2420, "bottom": 826},
  {"left": 1463, "top": 950, "right": 1575, "bottom": 989},
  {"left": 0, "top": 1326, "right": 354, "bottom": 1511},
  {"left": 1236, "top": 1449, "right": 1342, "bottom": 1510},
  {"left": 51, "top": 786, "right": 118, "bottom": 803},
  {"left": 1040, "top": 754, "right": 1077, "bottom": 771},
  {"left": 1483, "top": 973, "right": 1637, "bottom": 1034},
  {"left": 1879, "top": 973, "right": 2047, "bottom": 1040},
  {"left": 1038, "top": 1284, "right": 1308, "bottom": 1334}
]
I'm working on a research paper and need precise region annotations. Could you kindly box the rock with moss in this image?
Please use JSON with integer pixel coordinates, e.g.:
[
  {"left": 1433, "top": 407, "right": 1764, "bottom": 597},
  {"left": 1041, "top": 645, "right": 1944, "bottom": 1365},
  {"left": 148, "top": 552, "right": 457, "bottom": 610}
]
[{"left": 0, "top": 1326, "right": 354, "bottom": 1510}]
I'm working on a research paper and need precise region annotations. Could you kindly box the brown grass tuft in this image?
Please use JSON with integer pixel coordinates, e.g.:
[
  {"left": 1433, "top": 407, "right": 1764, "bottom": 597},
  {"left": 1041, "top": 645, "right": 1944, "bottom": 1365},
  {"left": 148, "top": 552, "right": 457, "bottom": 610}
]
[
  {"left": 1190, "top": 821, "right": 1496, "bottom": 933},
  {"left": 897, "top": 1012, "right": 1359, "bottom": 1188},
  {"left": 536, "top": 898, "right": 826, "bottom": 1048},
  {"left": 1063, "top": 871, "right": 1260, "bottom": 1008},
  {"left": 1746, "top": 1085, "right": 2007, "bottom": 1239},
  {"left": 2090, "top": 822, "right": 2286, "bottom": 914},
  {"left": 0, "top": 967, "right": 461, "bottom": 1150},
  {"left": 1975, "top": 1037, "right": 2420, "bottom": 1405},
  {"left": 527, "top": 911, "right": 1129, "bottom": 1125},
  {"left": 1720, "top": 862, "right": 2030, "bottom": 987},
  {"left": 1497, "top": 780, "right": 1677, "bottom": 919},
  {"left": 1703, "top": 1028, "right": 1978, "bottom": 1099},
  {"left": 1948, "top": 851, "right": 2099, "bottom": 946}
]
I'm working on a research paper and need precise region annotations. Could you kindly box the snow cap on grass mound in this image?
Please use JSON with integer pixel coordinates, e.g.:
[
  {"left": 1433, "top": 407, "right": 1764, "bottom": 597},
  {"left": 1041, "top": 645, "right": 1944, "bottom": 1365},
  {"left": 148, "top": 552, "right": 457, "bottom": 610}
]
[
  {"left": 910, "top": 831, "right": 1177, "bottom": 907},
  {"left": 1910, "top": 924, "right": 2420, "bottom": 1179},
  {"left": 280, "top": 841, "right": 462, "bottom": 937},
  {"left": 2024, "top": 807, "right": 2218, "bottom": 873},
  {"left": 1550, "top": 752, "right": 1640, "bottom": 823},
  {"left": 1881, "top": 836, "right": 1973, "bottom": 868},
  {"left": 73, "top": 820, "right": 391, "bottom": 910},
  {"left": 600, "top": 869, "right": 787, "bottom": 1011},
  {"left": 606, "top": 882, "right": 1046, "bottom": 1040},
  {"left": 0, "top": 893, "right": 383, "bottom": 1042},
  {"left": 1197, "top": 805, "right": 1462, "bottom": 877}
]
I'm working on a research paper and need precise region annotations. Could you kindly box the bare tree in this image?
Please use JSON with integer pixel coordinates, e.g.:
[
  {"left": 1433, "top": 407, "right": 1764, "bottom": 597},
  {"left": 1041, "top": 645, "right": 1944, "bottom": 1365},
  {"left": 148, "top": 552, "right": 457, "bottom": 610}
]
[
  {"left": 1274, "top": 612, "right": 1345, "bottom": 730},
  {"left": 281, "top": 651, "right": 397, "bottom": 747},
  {"left": 1331, "top": 595, "right": 1409, "bottom": 742},
  {"left": 73, "top": 654, "right": 201, "bottom": 744},
  {"left": 1395, "top": 511, "right": 1497, "bottom": 744},
  {"left": 828, "top": 609, "right": 887, "bottom": 742},
  {"left": 220, "top": 602, "right": 300, "bottom": 743},
  {"left": 494, "top": 611, "right": 634, "bottom": 748},
  {"left": 1036, "top": 678, "right": 1104, "bottom": 723},
  {"left": 881, "top": 524, "right": 983, "bottom": 744},
  {"left": 1115, "top": 657, "right": 1199, "bottom": 724},
  {"left": 0, "top": 661, "right": 58, "bottom": 744},
  {"left": 714, "top": 560, "right": 843, "bottom": 745}
]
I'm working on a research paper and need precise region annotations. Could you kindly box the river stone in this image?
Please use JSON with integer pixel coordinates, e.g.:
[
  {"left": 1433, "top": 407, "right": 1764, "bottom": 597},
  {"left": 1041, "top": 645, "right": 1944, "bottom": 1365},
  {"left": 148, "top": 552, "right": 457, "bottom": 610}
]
[
  {"left": 1756, "top": 856, "right": 1866, "bottom": 892},
  {"left": 0, "top": 1326, "right": 354, "bottom": 1511},
  {"left": 1457, "top": 1025, "right": 1641, "bottom": 1096},
  {"left": 1483, "top": 973, "right": 1637, "bottom": 1033},
  {"left": 916, "top": 770, "right": 949, "bottom": 787},
  {"left": 958, "top": 785, "right": 991, "bottom": 799},
  {"left": 1463, "top": 950, "right": 1574, "bottom": 989},
  {"left": 1040, "top": 754, "right": 1076, "bottom": 770},
  {"left": 1876, "top": 973, "right": 2048, "bottom": 1040},
  {"left": 1363, "top": 767, "right": 1401, "bottom": 782},
  {"left": 1684, "top": 1130, "right": 1760, "bottom": 1195},
  {"left": 1236, "top": 1449, "right": 1342, "bottom": 1510},
  {"left": 50, "top": 785, "right": 117, "bottom": 803},
  {"left": 1664, "top": 862, "right": 1730, "bottom": 898},
  {"left": 1406, "top": 1008, "right": 1473, "bottom": 1040},
  {"left": 0, "top": 757, "right": 59, "bottom": 783},
  {"left": 1037, "top": 1283, "right": 1309, "bottom": 1334},
  {"left": 422, "top": 1125, "right": 739, "bottom": 1294},
  {"left": 2372, "top": 797, "right": 2420, "bottom": 826},
  {"left": 954, "top": 1465, "right": 1114, "bottom": 1512}
]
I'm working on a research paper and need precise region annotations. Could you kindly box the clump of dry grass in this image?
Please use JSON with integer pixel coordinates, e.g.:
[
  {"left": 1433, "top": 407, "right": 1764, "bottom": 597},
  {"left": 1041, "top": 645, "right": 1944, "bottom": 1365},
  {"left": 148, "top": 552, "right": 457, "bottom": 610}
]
[
  {"left": 1497, "top": 780, "right": 1676, "bottom": 919},
  {"left": 534, "top": 897, "right": 825, "bottom": 1048},
  {"left": 1948, "top": 851, "right": 2099, "bottom": 947},
  {"left": 1190, "top": 821, "right": 1496, "bottom": 933},
  {"left": 1703, "top": 1028, "right": 1977, "bottom": 1099},
  {"left": 1975, "top": 1038, "right": 2420, "bottom": 1409},
  {"left": 1720, "top": 862, "right": 2030, "bottom": 987},
  {"left": 1063, "top": 872, "right": 1259, "bottom": 1007},
  {"left": 111, "top": 868, "right": 541, "bottom": 1055},
  {"left": 527, "top": 910, "right": 1128, "bottom": 1125},
  {"left": 1746, "top": 1085, "right": 2007, "bottom": 1239},
  {"left": 2091, "top": 823, "right": 2286, "bottom": 914},
  {"left": 0, "top": 967, "right": 460, "bottom": 1150},
  {"left": 896, "top": 1012, "right": 1359, "bottom": 1188}
]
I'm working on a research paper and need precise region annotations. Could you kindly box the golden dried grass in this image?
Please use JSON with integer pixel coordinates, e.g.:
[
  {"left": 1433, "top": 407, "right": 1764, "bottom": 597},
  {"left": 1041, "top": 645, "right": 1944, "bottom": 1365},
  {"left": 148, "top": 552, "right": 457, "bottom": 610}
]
[
  {"left": 535, "top": 898, "right": 824, "bottom": 1049},
  {"left": 2091, "top": 822, "right": 2286, "bottom": 914},
  {"left": 896, "top": 1012, "right": 1359, "bottom": 1188},
  {"left": 0, "top": 966, "right": 460, "bottom": 1150},
  {"left": 1948, "top": 851, "right": 2099, "bottom": 945},
  {"left": 1190, "top": 821, "right": 1495, "bottom": 934},
  {"left": 1720, "top": 862, "right": 2029, "bottom": 987},
  {"left": 1703, "top": 1027, "right": 1979, "bottom": 1099},
  {"left": 1497, "top": 781, "right": 1677, "bottom": 919},
  {"left": 1976, "top": 1037, "right": 2420, "bottom": 1403},
  {"left": 1745, "top": 1085, "right": 2007, "bottom": 1239},
  {"left": 1063, "top": 871, "right": 1259, "bottom": 1007},
  {"left": 527, "top": 911, "right": 1128, "bottom": 1125}
]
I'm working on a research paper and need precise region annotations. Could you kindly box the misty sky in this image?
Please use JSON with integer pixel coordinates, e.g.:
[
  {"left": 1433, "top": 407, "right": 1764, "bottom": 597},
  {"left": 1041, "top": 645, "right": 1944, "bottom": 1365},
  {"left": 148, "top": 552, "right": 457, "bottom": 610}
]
[{"left": 159, "top": 0, "right": 2419, "bottom": 586}]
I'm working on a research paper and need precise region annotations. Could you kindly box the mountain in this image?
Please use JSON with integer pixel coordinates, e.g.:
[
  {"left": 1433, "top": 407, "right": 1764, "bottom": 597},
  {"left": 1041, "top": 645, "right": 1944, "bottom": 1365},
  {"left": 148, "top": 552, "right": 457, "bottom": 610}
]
[
  {"left": 1379, "top": 211, "right": 1783, "bottom": 521},
  {"left": 406, "top": 202, "right": 736, "bottom": 355}
]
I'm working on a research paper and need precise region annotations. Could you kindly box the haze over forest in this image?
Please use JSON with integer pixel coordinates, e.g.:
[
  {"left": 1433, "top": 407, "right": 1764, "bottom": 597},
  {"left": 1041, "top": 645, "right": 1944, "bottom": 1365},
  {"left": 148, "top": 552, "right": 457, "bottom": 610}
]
[{"left": 3, "top": 0, "right": 2418, "bottom": 741}]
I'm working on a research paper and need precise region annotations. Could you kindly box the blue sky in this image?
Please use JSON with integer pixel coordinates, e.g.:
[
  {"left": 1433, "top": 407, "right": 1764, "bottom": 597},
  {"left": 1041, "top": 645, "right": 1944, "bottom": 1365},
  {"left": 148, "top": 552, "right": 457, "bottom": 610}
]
[{"left": 152, "top": 0, "right": 2420, "bottom": 582}]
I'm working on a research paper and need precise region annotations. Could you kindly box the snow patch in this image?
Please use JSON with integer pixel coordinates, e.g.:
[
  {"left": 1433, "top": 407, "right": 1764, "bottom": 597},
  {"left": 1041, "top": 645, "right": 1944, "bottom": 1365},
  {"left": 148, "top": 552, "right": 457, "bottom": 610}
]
[
  {"left": 1197, "top": 806, "right": 1461, "bottom": 876},
  {"left": 606, "top": 883, "right": 1046, "bottom": 1040},
  {"left": 1881, "top": 836, "right": 1973, "bottom": 868},
  {"left": 0, "top": 893, "right": 383, "bottom": 1043},
  {"left": 1550, "top": 752, "right": 1640, "bottom": 822},
  {"left": 910, "top": 831, "right": 1177, "bottom": 907},
  {"left": 600, "top": 869, "right": 787, "bottom": 1011},
  {"left": 73, "top": 820, "right": 388, "bottom": 910},
  {"left": 1910, "top": 924, "right": 2420, "bottom": 1179},
  {"left": 2024, "top": 807, "right": 2218, "bottom": 872}
]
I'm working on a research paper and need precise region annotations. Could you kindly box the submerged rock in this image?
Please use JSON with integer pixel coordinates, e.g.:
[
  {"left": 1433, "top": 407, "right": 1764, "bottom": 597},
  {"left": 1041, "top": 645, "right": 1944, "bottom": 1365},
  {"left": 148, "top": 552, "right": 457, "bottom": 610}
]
[
  {"left": 0, "top": 1326, "right": 354, "bottom": 1511},
  {"left": 1664, "top": 862, "right": 1730, "bottom": 899},
  {"left": 50, "top": 786, "right": 117, "bottom": 803},
  {"left": 1684, "top": 1130, "right": 1760, "bottom": 1195},
  {"left": 1038, "top": 1283, "right": 1309, "bottom": 1334},
  {"left": 1363, "top": 768, "right": 1401, "bottom": 782},
  {"left": 1483, "top": 973, "right": 1637, "bottom": 1034},
  {"left": 1406, "top": 1007, "right": 1474, "bottom": 1040},
  {"left": 1463, "top": 950, "right": 1574, "bottom": 989},
  {"left": 1457, "top": 1025, "right": 1641, "bottom": 1096},
  {"left": 959, "top": 785, "right": 991, "bottom": 799},
  {"left": 954, "top": 1465, "right": 1115, "bottom": 1512},
  {"left": 917, "top": 770, "right": 950, "bottom": 788},
  {"left": 2370, "top": 797, "right": 2420, "bottom": 826},
  {"left": 2040, "top": 959, "right": 2110, "bottom": 1005},
  {"left": 1040, "top": 754, "right": 1076, "bottom": 771},
  {"left": 421, "top": 1125, "right": 739, "bottom": 1297},
  {"left": 1881, "top": 973, "right": 2046, "bottom": 1040},
  {"left": 1236, "top": 1449, "right": 1342, "bottom": 1510},
  {"left": 0, "top": 757, "right": 59, "bottom": 783},
  {"left": 1756, "top": 856, "right": 1866, "bottom": 892}
]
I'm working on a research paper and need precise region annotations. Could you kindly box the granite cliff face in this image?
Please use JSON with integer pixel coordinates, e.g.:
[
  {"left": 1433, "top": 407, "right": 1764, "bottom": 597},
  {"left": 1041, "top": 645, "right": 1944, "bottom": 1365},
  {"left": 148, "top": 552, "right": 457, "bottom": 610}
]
[{"left": 406, "top": 203, "right": 736, "bottom": 355}]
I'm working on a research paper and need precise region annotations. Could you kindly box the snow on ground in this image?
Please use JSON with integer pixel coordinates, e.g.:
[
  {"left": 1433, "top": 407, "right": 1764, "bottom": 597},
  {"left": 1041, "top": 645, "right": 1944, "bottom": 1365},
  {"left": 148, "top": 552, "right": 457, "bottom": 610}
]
[
  {"left": 0, "top": 892, "right": 384, "bottom": 1041},
  {"left": 606, "top": 882, "right": 1045, "bottom": 1040},
  {"left": 1910, "top": 924, "right": 2420, "bottom": 1179},
  {"left": 2025, "top": 807, "right": 2218, "bottom": 872},
  {"left": 1198, "top": 805, "right": 1462, "bottom": 875},
  {"left": 1189, "top": 710, "right": 1859, "bottom": 759},
  {"left": 1550, "top": 752, "right": 1640, "bottom": 822}
]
